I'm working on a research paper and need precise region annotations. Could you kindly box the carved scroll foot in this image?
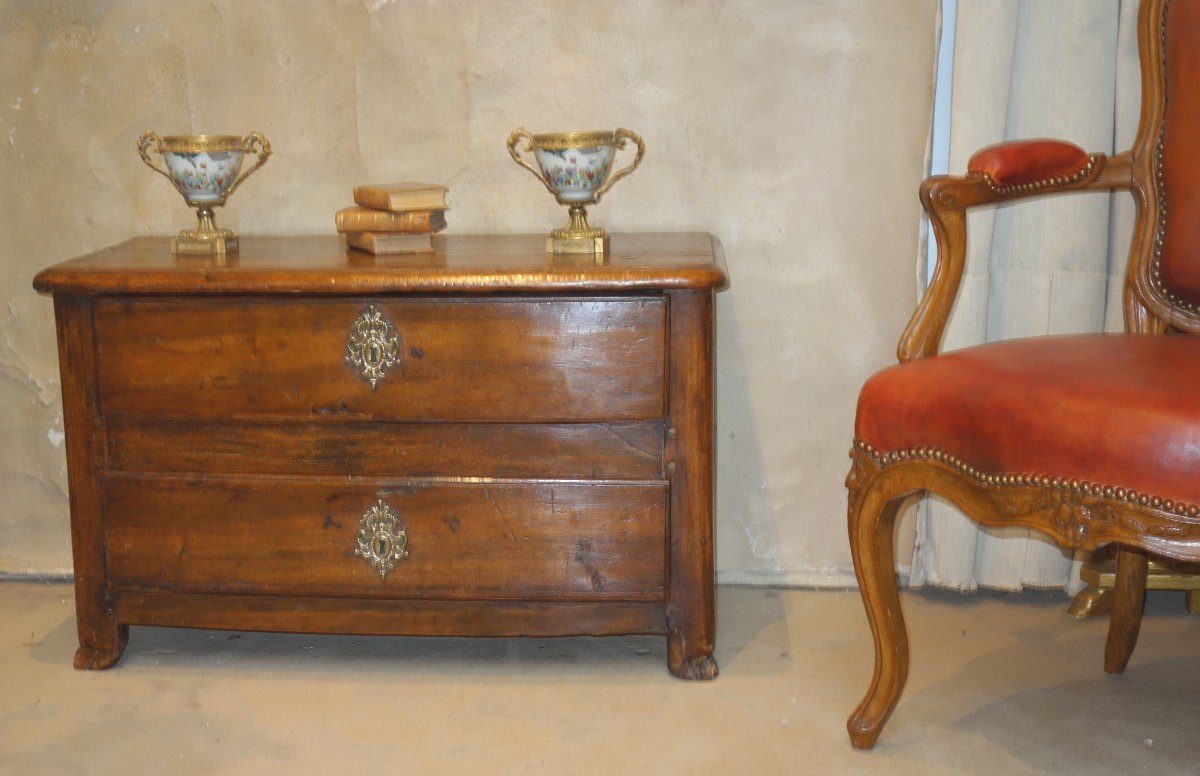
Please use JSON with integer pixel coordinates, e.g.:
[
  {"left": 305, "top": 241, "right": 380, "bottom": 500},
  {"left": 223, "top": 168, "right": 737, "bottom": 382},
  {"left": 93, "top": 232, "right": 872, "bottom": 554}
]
[
  {"left": 73, "top": 623, "right": 128, "bottom": 670},
  {"left": 666, "top": 646, "right": 718, "bottom": 680},
  {"left": 846, "top": 454, "right": 909, "bottom": 750},
  {"left": 74, "top": 641, "right": 125, "bottom": 670},
  {"left": 666, "top": 621, "right": 718, "bottom": 680},
  {"left": 74, "top": 645, "right": 122, "bottom": 670},
  {"left": 1105, "top": 547, "right": 1148, "bottom": 675}
]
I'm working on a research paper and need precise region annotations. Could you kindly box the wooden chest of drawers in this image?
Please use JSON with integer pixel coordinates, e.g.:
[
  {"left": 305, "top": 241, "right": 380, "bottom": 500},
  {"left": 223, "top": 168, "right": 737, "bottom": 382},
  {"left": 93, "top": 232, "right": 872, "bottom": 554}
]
[{"left": 34, "top": 233, "right": 726, "bottom": 679}]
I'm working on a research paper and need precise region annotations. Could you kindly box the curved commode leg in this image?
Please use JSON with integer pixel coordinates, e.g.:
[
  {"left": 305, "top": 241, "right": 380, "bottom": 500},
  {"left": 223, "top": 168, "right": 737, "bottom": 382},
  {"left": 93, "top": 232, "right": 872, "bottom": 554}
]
[{"left": 73, "top": 595, "right": 128, "bottom": 671}]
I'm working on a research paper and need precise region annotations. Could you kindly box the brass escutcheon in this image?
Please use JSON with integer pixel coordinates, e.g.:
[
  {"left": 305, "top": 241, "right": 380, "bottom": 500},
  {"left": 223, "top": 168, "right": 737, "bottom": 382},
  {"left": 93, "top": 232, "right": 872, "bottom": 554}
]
[
  {"left": 345, "top": 305, "right": 400, "bottom": 390},
  {"left": 354, "top": 499, "right": 409, "bottom": 579}
]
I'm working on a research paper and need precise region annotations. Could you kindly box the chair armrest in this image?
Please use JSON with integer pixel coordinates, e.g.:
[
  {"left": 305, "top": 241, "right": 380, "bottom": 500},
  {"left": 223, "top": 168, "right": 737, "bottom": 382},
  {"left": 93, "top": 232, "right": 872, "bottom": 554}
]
[
  {"left": 897, "top": 142, "right": 1134, "bottom": 362},
  {"left": 968, "top": 139, "right": 1095, "bottom": 191}
]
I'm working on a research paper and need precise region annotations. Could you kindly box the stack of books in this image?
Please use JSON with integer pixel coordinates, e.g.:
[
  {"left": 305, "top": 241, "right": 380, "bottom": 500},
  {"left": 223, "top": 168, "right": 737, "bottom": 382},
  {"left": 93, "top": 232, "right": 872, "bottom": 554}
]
[{"left": 336, "top": 182, "right": 448, "bottom": 254}]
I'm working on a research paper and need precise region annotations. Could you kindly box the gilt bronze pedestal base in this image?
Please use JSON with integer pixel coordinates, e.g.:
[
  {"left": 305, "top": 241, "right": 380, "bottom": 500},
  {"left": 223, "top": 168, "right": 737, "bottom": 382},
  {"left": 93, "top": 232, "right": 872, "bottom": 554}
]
[{"left": 1069, "top": 558, "right": 1200, "bottom": 618}]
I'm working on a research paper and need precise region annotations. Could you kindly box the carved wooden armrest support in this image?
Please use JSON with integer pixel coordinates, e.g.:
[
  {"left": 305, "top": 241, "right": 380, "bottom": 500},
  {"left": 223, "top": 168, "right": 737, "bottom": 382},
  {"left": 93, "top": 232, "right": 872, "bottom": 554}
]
[
  {"left": 897, "top": 144, "right": 1133, "bottom": 363},
  {"left": 926, "top": 146, "right": 1120, "bottom": 215}
]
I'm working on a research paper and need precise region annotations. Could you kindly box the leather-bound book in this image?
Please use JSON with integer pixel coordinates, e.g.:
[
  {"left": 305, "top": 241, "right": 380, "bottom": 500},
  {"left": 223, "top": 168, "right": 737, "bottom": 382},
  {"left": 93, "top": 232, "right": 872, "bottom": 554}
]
[
  {"left": 352, "top": 182, "right": 448, "bottom": 212},
  {"left": 335, "top": 207, "right": 446, "bottom": 234},
  {"left": 345, "top": 231, "right": 434, "bottom": 254}
]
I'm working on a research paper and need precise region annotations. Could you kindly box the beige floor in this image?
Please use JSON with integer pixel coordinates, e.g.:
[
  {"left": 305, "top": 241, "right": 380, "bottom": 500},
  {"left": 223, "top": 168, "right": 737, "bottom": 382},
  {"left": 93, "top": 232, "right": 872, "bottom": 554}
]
[{"left": 1, "top": 581, "right": 1197, "bottom": 775}]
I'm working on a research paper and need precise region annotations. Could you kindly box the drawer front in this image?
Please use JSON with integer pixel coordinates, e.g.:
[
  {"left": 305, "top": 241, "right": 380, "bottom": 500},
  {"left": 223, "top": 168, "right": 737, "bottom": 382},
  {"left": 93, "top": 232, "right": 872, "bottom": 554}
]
[
  {"left": 95, "top": 296, "right": 666, "bottom": 421},
  {"left": 104, "top": 476, "right": 668, "bottom": 601}
]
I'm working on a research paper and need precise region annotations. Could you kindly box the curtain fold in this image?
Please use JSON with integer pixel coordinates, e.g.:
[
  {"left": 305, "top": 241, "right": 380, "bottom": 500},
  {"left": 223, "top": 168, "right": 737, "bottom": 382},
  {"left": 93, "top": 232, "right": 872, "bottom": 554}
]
[{"left": 914, "top": 0, "right": 1141, "bottom": 592}]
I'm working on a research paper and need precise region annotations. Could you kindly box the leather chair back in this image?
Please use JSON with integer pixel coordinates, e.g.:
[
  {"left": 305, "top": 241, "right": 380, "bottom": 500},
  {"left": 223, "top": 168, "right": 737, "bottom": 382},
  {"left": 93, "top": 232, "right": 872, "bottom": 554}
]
[{"left": 1158, "top": 1, "right": 1200, "bottom": 309}]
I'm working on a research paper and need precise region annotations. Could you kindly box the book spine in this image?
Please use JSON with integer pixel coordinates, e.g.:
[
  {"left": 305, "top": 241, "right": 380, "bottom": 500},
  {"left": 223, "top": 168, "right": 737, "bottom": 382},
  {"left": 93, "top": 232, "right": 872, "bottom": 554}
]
[
  {"left": 383, "top": 194, "right": 444, "bottom": 211},
  {"left": 344, "top": 232, "right": 377, "bottom": 253},
  {"left": 336, "top": 209, "right": 441, "bottom": 233},
  {"left": 345, "top": 232, "right": 433, "bottom": 254},
  {"left": 352, "top": 187, "right": 446, "bottom": 212},
  {"left": 352, "top": 187, "right": 396, "bottom": 211}
]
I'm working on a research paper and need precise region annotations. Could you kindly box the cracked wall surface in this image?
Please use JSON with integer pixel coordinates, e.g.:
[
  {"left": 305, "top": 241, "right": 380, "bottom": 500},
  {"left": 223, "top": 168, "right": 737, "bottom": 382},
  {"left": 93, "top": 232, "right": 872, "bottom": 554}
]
[{"left": 0, "top": 0, "right": 936, "bottom": 584}]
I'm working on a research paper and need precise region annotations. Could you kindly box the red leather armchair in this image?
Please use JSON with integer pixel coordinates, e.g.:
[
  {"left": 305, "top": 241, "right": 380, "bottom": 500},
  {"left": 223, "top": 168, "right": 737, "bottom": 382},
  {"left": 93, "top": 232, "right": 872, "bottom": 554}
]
[{"left": 847, "top": 0, "right": 1200, "bottom": 749}]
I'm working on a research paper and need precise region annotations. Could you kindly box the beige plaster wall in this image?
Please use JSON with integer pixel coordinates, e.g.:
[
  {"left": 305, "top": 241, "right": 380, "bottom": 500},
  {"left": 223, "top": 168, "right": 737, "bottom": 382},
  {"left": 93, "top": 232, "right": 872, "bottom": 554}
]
[{"left": 0, "top": 0, "right": 936, "bottom": 584}]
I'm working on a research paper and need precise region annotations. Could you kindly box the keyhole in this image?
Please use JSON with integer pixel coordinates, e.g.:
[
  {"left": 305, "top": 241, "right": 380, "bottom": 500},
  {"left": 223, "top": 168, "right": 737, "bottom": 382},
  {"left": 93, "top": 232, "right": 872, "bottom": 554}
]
[
  {"left": 374, "top": 536, "right": 391, "bottom": 557},
  {"left": 366, "top": 342, "right": 382, "bottom": 367}
]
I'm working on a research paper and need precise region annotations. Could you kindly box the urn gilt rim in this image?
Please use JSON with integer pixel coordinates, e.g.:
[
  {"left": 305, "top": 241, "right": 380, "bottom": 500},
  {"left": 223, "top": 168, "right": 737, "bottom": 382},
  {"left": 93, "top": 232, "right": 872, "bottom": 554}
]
[
  {"left": 529, "top": 131, "right": 618, "bottom": 150},
  {"left": 157, "top": 134, "right": 249, "bottom": 153}
]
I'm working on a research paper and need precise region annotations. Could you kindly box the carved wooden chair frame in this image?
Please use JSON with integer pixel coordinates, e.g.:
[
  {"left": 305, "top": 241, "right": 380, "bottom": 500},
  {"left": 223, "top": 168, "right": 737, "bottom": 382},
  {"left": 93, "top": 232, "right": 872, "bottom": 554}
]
[{"left": 846, "top": 0, "right": 1200, "bottom": 749}]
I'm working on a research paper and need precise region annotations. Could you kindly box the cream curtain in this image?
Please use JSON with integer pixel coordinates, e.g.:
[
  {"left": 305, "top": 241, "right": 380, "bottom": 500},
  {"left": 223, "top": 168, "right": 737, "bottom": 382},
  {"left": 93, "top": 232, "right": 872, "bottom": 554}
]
[{"left": 911, "top": 0, "right": 1142, "bottom": 591}]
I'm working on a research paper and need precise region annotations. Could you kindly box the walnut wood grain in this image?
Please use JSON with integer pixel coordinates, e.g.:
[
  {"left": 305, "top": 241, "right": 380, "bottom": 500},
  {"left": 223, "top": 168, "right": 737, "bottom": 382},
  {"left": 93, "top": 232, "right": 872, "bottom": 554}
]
[
  {"left": 106, "top": 418, "right": 664, "bottom": 479},
  {"left": 95, "top": 296, "right": 666, "bottom": 422},
  {"left": 32, "top": 233, "right": 727, "bottom": 295},
  {"left": 845, "top": 450, "right": 907, "bottom": 751},
  {"left": 36, "top": 232, "right": 723, "bottom": 675},
  {"left": 116, "top": 594, "right": 667, "bottom": 637},
  {"left": 664, "top": 289, "right": 718, "bottom": 680},
  {"left": 54, "top": 295, "right": 128, "bottom": 669},
  {"left": 105, "top": 475, "right": 668, "bottom": 601}
]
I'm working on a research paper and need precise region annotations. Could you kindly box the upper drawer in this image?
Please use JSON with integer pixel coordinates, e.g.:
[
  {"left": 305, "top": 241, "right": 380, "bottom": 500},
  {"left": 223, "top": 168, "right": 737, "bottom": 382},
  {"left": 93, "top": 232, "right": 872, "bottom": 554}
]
[{"left": 94, "top": 296, "right": 666, "bottom": 422}]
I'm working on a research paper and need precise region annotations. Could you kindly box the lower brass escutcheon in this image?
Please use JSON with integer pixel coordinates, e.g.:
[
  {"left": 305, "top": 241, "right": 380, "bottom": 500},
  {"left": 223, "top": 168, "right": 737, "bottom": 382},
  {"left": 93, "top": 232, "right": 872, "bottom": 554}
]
[{"left": 354, "top": 499, "right": 409, "bottom": 579}]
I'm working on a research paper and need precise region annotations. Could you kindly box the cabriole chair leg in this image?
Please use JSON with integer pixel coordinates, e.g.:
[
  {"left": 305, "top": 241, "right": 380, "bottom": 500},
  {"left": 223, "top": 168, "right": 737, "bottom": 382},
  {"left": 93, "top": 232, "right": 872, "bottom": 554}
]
[{"left": 846, "top": 484, "right": 909, "bottom": 750}]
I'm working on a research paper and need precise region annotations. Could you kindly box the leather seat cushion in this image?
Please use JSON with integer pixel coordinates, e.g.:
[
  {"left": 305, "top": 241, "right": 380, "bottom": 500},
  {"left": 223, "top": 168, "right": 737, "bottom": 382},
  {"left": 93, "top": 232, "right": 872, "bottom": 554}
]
[{"left": 855, "top": 334, "right": 1200, "bottom": 507}]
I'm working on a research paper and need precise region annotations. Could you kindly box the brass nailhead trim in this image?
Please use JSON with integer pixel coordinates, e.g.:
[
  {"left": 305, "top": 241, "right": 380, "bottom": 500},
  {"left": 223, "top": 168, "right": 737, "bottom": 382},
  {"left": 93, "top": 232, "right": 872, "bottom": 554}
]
[
  {"left": 852, "top": 438, "right": 1200, "bottom": 517},
  {"left": 980, "top": 155, "right": 1099, "bottom": 196}
]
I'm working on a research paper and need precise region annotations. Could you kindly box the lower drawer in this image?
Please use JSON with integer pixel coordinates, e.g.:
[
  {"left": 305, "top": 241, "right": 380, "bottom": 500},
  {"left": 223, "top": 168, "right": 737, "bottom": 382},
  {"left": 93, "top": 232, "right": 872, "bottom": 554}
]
[{"left": 103, "top": 475, "right": 667, "bottom": 602}]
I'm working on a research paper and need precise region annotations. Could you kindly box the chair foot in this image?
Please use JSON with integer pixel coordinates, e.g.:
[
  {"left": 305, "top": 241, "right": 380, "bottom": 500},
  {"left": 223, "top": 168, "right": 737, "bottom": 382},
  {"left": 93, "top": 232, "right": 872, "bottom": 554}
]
[
  {"left": 1104, "top": 547, "right": 1147, "bottom": 675},
  {"left": 847, "top": 711, "right": 887, "bottom": 750}
]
